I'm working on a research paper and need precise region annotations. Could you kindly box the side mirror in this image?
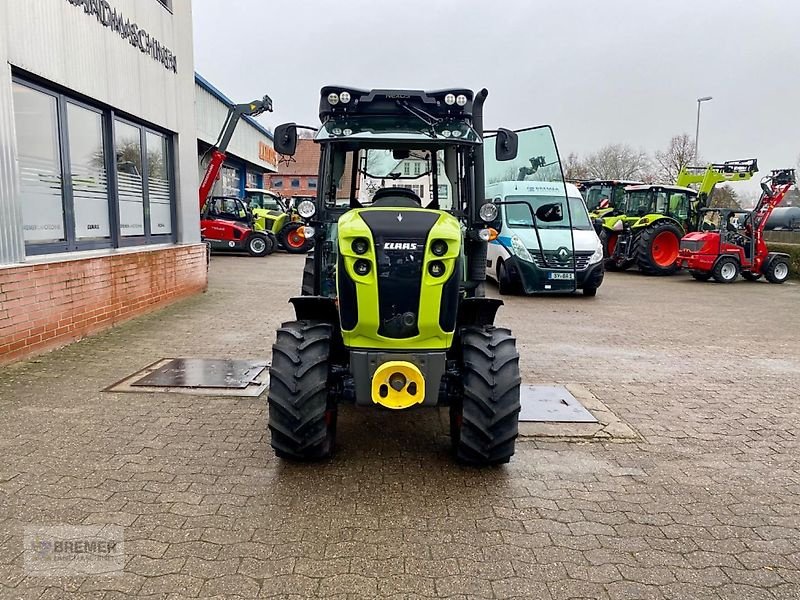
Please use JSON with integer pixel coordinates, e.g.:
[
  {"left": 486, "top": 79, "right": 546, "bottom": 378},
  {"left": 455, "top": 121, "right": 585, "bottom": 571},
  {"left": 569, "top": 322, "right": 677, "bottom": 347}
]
[
  {"left": 536, "top": 202, "right": 563, "bottom": 222},
  {"left": 495, "top": 128, "right": 519, "bottom": 162},
  {"left": 274, "top": 123, "right": 298, "bottom": 156},
  {"left": 593, "top": 218, "right": 603, "bottom": 234}
]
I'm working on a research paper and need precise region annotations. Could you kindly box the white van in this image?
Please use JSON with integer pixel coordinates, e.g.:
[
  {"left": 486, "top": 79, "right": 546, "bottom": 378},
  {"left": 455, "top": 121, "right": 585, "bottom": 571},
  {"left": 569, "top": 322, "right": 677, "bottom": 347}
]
[{"left": 485, "top": 181, "right": 605, "bottom": 296}]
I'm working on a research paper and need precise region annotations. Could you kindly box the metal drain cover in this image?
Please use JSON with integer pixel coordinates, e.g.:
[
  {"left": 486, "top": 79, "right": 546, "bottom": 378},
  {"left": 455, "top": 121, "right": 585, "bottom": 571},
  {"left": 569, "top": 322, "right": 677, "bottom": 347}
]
[
  {"left": 131, "top": 358, "right": 267, "bottom": 389},
  {"left": 519, "top": 385, "right": 597, "bottom": 423}
]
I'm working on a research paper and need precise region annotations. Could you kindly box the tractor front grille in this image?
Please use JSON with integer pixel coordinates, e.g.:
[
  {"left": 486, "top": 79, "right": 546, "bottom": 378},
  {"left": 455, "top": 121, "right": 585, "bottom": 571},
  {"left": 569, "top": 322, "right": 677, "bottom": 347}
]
[{"left": 531, "top": 250, "right": 593, "bottom": 271}]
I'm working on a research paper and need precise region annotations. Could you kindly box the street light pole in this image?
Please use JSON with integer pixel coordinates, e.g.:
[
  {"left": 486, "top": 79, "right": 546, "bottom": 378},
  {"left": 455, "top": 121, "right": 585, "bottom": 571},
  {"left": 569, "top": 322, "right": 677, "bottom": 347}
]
[{"left": 695, "top": 96, "right": 713, "bottom": 162}]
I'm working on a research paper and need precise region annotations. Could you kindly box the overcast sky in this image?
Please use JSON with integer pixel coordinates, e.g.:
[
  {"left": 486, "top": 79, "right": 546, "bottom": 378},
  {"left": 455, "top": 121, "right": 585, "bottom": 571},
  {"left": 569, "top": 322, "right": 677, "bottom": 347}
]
[{"left": 193, "top": 0, "right": 800, "bottom": 194}]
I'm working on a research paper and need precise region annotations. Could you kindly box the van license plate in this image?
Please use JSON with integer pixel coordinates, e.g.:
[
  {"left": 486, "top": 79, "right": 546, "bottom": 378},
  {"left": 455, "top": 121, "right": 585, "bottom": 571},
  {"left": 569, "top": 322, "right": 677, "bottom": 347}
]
[{"left": 548, "top": 272, "right": 574, "bottom": 280}]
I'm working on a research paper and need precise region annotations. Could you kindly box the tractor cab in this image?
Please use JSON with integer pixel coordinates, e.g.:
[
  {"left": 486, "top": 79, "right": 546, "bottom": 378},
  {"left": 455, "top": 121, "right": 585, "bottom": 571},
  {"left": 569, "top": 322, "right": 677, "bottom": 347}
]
[
  {"left": 267, "top": 85, "right": 569, "bottom": 465},
  {"left": 622, "top": 184, "right": 695, "bottom": 228},
  {"left": 582, "top": 180, "right": 643, "bottom": 217},
  {"left": 204, "top": 196, "right": 253, "bottom": 225}
]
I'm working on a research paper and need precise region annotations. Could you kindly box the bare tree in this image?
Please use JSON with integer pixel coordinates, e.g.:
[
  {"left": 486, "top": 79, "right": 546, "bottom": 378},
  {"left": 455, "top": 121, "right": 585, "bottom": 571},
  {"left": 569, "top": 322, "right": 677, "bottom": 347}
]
[
  {"left": 563, "top": 152, "right": 590, "bottom": 180},
  {"left": 709, "top": 184, "right": 742, "bottom": 209},
  {"left": 654, "top": 134, "right": 696, "bottom": 182},
  {"left": 583, "top": 144, "right": 650, "bottom": 180}
]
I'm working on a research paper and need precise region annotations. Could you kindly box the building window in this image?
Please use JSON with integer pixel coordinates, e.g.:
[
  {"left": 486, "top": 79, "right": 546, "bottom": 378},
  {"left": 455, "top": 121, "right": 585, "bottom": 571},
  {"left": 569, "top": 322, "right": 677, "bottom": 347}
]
[
  {"left": 438, "top": 184, "right": 449, "bottom": 199},
  {"left": 393, "top": 184, "right": 424, "bottom": 197},
  {"left": 246, "top": 171, "right": 260, "bottom": 189},
  {"left": 291, "top": 179, "right": 300, "bottom": 188},
  {"left": 414, "top": 162, "right": 421, "bottom": 176},
  {"left": 13, "top": 82, "right": 65, "bottom": 244},
  {"left": 272, "top": 178, "right": 283, "bottom": 188},
  {"left": 308, "top": 178, "right": 317, "bottom": 189},
  {"left": 403, "top": 163, "right": 410, "bottom": 176},
  {"left": 12, "top": 77, "right": 176, "bottom": 255},
  {"left": 221, "top": 165, "right": 241, "bottom": 197}
]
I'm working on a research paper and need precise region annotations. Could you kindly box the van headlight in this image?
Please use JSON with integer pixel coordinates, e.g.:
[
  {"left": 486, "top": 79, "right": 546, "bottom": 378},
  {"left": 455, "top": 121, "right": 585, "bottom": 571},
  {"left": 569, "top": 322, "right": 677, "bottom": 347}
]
[
  {"left": 589, "top": 242, "right": 603, "bottom": 264},
  {"left": 510, "top": 235, "right": 533, "bottom": 263}
]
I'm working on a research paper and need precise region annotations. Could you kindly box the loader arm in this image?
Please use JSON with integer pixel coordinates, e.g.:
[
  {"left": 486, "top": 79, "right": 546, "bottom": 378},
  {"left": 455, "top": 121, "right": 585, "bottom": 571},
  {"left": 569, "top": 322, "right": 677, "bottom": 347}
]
[
  {"left": 199, "top": 95, "right": 274, "bottom": 211},
  {"left": 676, "top": 159, "right": 758, "bottom": 210}
]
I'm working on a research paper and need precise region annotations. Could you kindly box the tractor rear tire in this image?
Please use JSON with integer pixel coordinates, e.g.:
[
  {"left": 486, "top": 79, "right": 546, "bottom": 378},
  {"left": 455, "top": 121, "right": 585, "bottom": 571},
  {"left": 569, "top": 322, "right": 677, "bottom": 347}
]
[
  {"left": 301, "top": 253, "right": 315, "bottom": 296},
  {"left": 712, "top": 256, "right": 740, "bottom": 283},
  {"left": 268, "top": 321, "right": 337, "bottom": 460},
  {"left": 246, "top": 233, "right": 273, "bottom": 257},
  {"left": 450, "top": 326, "right": 521, "bottom": 466},
  {"left": 764, "top": 257, "right": 790, "bottom": 284},
  {"left": 497, "top": 260, "right": 521, "bottom": 295},
  {"left": 690, "top": 270, "right": 712, "bottom": 281},
  {"left": 742, "top": 271, "right": 762, "bottom": 282},
  {"left": 279, "top": 222, "right": 312, "bottom": 254},
  {"left": 637, "top": 222, "right": 682, "bottom": 275}
]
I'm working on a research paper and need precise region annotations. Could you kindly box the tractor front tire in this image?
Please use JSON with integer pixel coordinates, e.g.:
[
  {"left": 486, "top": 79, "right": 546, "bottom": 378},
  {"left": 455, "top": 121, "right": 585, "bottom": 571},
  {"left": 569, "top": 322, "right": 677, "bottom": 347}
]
[
  {"left": 712, "top": 256, "right": 740, "bottom": 283},
  {"left": 600, "top": 230, "right": 621, "bottom": 271},
  {"left": 690, "top": 270, "right": 712, "bottom": 282},
  {"left": 764, "top": 257, "right": 790, "bottom": 284},
  {"left": 279, "top": 222, "right": 312, "bottom": 254},
  {"left": 497, "top": 260, "right": 521, "bottom": 295},
  {"left": 268, "top": 321, "right": 337, "bottom": 460},
  {"left": 637, "top": 222, "right": 682, "bottom": 275},
  {"left": 246, "top": 233, "right": 273, "bottom": 257},
  {"left": 450, "top": 326, "right": 521, "bottom": 466}
]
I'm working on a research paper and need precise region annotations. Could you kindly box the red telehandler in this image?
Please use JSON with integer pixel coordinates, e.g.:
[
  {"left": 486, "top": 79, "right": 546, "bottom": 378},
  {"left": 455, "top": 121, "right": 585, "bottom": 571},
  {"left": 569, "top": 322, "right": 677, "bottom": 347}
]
[
  {"left": 199, "top": 95, "right": 277, "bottom": 257},
  {"left": 678, "top": 169, "right": 796, "bottom": 283}
]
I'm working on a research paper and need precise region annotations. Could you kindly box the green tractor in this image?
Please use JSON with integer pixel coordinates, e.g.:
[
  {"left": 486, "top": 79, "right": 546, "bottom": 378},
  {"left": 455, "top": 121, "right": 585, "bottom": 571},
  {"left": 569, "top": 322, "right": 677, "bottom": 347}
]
[
  {"left": 245, "top": 188, "right": 313, "bottom": 253},
  {"left": 580, "top": 179, "right": 643, "bottom": 218},
  {"left": 267, "top": 86, "right": 571, "bottom": 465},
  {"left": 599, "top": 159, "right": 758, "bottom": 275}
]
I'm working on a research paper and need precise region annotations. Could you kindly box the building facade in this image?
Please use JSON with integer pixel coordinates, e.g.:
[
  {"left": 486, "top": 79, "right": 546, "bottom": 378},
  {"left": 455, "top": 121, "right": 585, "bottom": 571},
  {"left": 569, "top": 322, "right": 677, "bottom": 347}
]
[
  {"left": 264, "top": 139, "right": 319, "bottom": 198},
  {"left": 0, "top": 0, "right": 206, "bottom": 364}
]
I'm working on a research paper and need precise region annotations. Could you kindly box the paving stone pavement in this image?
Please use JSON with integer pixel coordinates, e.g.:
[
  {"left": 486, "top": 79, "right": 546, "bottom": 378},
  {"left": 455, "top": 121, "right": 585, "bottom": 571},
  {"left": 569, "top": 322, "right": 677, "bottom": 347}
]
[{"left": 0, "top": 253, "right": 799, "bottom": 599}]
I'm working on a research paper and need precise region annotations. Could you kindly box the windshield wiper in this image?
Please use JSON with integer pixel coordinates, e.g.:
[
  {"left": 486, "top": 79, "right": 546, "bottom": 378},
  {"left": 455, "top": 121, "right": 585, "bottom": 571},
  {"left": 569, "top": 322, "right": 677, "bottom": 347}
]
[{"left": 397, "top": 101, "right": 440, "bottom": 137}]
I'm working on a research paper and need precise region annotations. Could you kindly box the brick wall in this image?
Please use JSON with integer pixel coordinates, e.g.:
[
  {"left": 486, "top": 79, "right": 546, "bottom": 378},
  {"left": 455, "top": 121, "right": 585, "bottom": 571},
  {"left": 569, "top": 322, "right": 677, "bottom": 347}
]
[{"left": 0, "top": 244, "right": 208, "bottom": 365}]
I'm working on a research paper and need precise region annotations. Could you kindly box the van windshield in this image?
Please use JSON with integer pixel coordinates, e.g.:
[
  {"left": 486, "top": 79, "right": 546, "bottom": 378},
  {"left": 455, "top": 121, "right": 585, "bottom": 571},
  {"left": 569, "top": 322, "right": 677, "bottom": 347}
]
[{"left": 504, "top": 195, "right": 592, "bottom": 230}]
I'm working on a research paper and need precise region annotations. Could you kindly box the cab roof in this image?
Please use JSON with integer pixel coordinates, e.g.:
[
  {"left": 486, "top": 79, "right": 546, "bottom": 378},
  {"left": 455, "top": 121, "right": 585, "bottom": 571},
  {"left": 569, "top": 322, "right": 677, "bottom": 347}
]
[{"left": 625, "top": 184, "right": 697, "bottom": 195}]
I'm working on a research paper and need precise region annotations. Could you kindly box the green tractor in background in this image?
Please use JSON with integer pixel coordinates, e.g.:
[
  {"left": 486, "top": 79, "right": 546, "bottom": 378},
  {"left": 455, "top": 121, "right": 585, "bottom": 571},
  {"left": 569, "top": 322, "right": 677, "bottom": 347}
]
[
  {"left": 597, "top": 159, "right": 758, "bottom": 275},
  {"left": 578, "top": 179, "right": 643, "bottom": 218},
  {"left": 245, "top": 188, "right": 314, "bottom": 253}
]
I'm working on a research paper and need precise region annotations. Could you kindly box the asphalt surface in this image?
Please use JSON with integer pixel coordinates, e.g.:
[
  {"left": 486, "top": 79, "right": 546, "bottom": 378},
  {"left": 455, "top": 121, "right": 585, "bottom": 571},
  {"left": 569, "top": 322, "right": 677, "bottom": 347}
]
[{"left": 0, "top": 253, "right": 798, "bottom": 599}]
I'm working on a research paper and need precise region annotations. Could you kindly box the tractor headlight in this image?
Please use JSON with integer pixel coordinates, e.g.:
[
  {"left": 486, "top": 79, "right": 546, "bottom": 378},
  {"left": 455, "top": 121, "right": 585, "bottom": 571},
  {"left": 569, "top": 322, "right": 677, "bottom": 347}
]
[
  {"left": 297, "top": 200, "right": 316, "bottom": 219},
  {"left": 456, "top": 94, "right": 468, "bottom": 106},
  {"left": 354, "top": 259, "right": 371, "bottom": 276},
  {"left": 444, "top": 93, "right": 456, "bottom": 106},
  {"left": 431, "top": 239, "right": 448, "bottom": 256},
  {"left": 428, "top": 261, "right": 446, "bottom": 277},
  {"left": 352, "top": 237, "right": 370, "bottom": 255},
  {"left": 339, "top": 91, "right": 351, "bottom": 104},
  {"left": 327, "top": 92, "right": 339, "bottom": 105},
  {"left": 589, "top": 242, "right": 603, "bottom": 264},
  {"left": 479, "top": 202, "right": 498, "bottom": 222},
  {"left": 510, "top": 235, "right": 533, "bottom": 263}
]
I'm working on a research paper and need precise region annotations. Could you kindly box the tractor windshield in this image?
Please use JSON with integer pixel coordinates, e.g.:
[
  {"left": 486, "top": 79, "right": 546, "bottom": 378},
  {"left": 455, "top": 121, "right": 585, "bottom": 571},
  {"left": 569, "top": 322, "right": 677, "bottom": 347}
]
[{"left": 245, "top": 190, "right": 282, "bottom": 211}]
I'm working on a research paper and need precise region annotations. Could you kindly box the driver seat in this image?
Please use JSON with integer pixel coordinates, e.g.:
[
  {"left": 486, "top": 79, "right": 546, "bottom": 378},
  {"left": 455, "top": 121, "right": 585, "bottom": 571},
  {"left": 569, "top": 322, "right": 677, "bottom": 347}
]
[{"left": 370, "top": 187, "right": 422, "bottom": 208}]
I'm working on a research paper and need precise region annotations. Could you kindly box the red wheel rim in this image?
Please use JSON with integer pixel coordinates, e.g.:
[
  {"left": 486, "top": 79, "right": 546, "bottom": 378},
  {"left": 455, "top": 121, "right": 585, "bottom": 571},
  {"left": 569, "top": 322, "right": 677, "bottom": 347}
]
[
  {"left": 651, "top": 231, "right": 679, "bottom": 267},
  {"left": 286, "top": 230, "right": 305, "bottom": 248},
  {"left": 607, "top": 233, "right": 617, "bottom": 256}
]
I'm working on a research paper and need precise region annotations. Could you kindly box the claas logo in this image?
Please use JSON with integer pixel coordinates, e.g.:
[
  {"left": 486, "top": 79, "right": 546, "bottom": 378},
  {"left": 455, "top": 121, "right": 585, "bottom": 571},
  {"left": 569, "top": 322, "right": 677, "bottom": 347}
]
[{"left": 383, "top": 242, "right": 418, "bottom": 250}]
